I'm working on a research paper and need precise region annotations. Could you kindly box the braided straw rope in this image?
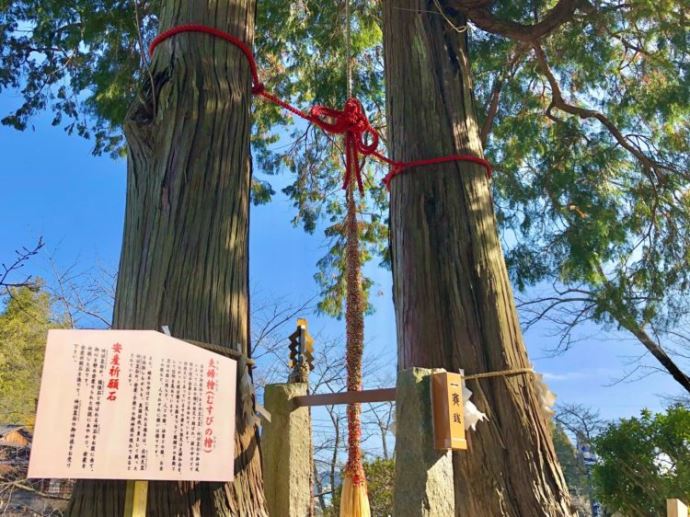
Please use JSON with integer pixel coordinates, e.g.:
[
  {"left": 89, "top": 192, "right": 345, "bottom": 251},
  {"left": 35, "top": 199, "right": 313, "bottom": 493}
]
[{"left": 463, "top": 367, "right": 534, "bottom": 381}]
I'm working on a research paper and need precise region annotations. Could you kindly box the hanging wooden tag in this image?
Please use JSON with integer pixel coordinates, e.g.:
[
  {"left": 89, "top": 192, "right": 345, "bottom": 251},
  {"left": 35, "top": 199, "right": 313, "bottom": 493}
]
[{"left": 431, "top": 371, "right": 468, "bottom": 451}]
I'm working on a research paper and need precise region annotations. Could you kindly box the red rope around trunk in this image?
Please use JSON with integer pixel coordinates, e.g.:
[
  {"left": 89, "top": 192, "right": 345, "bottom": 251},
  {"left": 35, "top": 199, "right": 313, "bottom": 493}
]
[{"left": 149, "top": 24, "right": 493, "bottom": 192}]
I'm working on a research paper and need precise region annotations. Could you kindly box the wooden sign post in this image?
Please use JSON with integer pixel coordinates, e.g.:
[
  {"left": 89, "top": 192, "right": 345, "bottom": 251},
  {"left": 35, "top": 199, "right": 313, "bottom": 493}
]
[
  {"left": 124, "top": 480, "right": 148, "bottom": 517},
  {"left": 668, "top": 499, "right": 689, "bottom": 517},
  {"left": 431, "top": 371, "right": 468, "bottom": 451}
]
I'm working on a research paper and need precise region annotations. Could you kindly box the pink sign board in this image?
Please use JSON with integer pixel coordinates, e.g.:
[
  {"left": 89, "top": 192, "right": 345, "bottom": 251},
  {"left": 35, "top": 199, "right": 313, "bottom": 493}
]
[{"left": 29, "top": 329, "right": 237, "bottom": 482}]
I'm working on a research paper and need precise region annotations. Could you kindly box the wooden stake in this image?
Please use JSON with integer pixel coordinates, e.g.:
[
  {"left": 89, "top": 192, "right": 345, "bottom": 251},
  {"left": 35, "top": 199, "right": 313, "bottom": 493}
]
[
  {"left": 124, "top": 480, "right": 148, "bottom": 517},
  {"left": 668, "top": 499, "right": 688, "bottom": 517}
]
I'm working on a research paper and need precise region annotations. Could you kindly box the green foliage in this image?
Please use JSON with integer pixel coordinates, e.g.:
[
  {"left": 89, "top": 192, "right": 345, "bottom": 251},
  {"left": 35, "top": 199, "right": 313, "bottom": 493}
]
[
  {"left": 2, "top": 1, "right": 689, "bottom": 332},
  {"left": 592, "top": 405, "right": 690, "bottom": 516},
  {"left": 0, "top": 284, "right": 62, "bottom": 425},
  {"left": 0, "top": 0, "right": 152, "bottom": 156},
  {"left": 474, "top": 1, "right": 690, "bottom": 337},
  {"left": 551, "top": 423, "right": 589, "bottom": 499},
  {"left": 364, "top": 458, "right": 394, "bottom": 516},
  {"left": 254, "top": 1, "right": 388, "bottom": 317}
]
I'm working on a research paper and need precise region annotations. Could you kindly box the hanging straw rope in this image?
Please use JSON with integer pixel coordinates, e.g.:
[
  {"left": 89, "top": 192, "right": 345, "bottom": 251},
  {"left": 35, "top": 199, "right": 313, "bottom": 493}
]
[
  {"left": 463, "top": 367, "right": 534, "bottom": 381},
  {"left": 339, "top": 2, "right": 371, "bottom": 516},
  {"left": 341, "top": 151, "right": 370, "bottom": 517}
]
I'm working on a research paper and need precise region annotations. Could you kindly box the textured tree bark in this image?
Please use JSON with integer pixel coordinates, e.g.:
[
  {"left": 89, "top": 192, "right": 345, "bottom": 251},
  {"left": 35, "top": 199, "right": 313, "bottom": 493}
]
[
  {"left": 382, "top": 1, "right": 573, "bottom": 515},
  {"left": 67, "top": 0, "right": 267, "bottom": 515}
]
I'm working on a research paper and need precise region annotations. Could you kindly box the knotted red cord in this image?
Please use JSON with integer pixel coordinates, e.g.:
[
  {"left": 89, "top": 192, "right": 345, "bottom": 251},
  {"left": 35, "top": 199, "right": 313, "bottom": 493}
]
[
  {"left": 149, "top": 24, "right": 493, "bottom": 192},
  {"left": 309, "top": 98, "right": 379, "bottom": 193}
]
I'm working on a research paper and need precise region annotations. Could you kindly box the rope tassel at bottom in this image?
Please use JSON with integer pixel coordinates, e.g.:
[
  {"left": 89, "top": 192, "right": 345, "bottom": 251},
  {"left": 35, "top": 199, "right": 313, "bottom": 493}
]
[{"left": 340, "top": 471, "right": 371, "bottom": 517}]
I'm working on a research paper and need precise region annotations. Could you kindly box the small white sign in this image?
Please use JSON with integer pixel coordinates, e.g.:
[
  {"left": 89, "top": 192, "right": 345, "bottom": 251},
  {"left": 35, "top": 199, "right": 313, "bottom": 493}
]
[{"left": 29, "top": 330, "right": 237, "bottom": 482}]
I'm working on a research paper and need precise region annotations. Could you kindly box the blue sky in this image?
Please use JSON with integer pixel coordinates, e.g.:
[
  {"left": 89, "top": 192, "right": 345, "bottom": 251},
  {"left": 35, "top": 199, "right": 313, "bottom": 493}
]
[{"left": 1, "top": 90, "right": 685, "bottom": 424}]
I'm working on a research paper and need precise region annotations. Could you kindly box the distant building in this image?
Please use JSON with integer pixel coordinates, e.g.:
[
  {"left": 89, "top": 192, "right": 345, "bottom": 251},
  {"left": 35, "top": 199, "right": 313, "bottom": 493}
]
[
  {"left": 0, "top": 424, "right": 73, "bottom": 515},
  {"left": 0, "top": 425, "right": 31, "bottom": 448}
]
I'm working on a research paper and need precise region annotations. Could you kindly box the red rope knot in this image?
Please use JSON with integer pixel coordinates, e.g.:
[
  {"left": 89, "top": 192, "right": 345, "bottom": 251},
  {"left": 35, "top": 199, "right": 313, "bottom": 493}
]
[
  {"left": 309, "top": 98, "right": 379, "bottom": 194},
  {"left": 150, "top": 25, "right": 495, "bottom": 192}
]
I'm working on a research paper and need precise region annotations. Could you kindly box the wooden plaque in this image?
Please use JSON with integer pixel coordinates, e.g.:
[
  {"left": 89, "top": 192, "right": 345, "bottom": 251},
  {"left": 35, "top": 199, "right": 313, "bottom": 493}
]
[{"left": 431, "top": 371, "right": 467, "bottom": 451}]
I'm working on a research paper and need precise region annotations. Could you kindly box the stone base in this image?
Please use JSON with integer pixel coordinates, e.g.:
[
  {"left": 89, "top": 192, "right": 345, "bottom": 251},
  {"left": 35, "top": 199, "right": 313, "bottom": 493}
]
[
  {"left": 262, "top": 383, "right": 312, "bottom": 517},
  {"left": 394, "top": 368, "right": 455, "bottom": 517}
]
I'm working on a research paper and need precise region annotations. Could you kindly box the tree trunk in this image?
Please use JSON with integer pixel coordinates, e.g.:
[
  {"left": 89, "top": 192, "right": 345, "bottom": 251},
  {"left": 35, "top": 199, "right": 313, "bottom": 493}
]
[
  {"left": 382, "top": 2, "right": 572, "bottom": 515},
  {"left": 67, "top": 0, "right": 267, "bottom": 515}
]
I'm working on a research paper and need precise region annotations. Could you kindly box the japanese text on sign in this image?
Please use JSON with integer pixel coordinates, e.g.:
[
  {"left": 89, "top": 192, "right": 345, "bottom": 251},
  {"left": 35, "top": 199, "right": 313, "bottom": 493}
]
[{"left": 29, "top": 330, "right": 237, "bottom": 482}]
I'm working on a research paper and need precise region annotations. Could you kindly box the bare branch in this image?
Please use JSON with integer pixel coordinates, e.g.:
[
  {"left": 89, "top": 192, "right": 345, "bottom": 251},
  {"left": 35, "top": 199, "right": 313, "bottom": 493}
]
[
  {"left": 250, "top": 294, "right": 316, "bottom": 359},
  {"left": 555, "top": 403, "right": 605, "bottom": 441},
  {"left": 0, "top": 480, "right": 71, "bottom": 501},
  {"left": 0, "top": 238, "right": 44, "bottom": 291},
  {"left": 47, "top": 259, "right": 115, "bottom": 328}
]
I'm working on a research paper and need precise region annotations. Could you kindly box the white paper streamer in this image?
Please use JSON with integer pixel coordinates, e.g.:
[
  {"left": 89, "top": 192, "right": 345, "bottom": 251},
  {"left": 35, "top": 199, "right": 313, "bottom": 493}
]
[
  {"left": 462, "top": 384, "right": 487, "bottom": 431},
  {"left": 534, "top": 373, "right": 556, "bottom": 415}
]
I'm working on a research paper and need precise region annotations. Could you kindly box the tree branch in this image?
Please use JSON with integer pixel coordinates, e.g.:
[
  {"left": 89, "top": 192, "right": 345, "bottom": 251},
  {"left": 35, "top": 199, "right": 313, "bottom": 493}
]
[
  {"left": 451, "top": 0, "right": 589, "bottom": 42},
  {"left": 590, "top": 261, "right": 690, "bottom": 394},
  {"left": 531, "top": 44, "right": 667, "bottom": 184},
  {"left": 480, "top": 46, "right": 529, "bottom": 145},
  {"left": 0, "top": 238, "right": 44, "bottom": 291}
]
